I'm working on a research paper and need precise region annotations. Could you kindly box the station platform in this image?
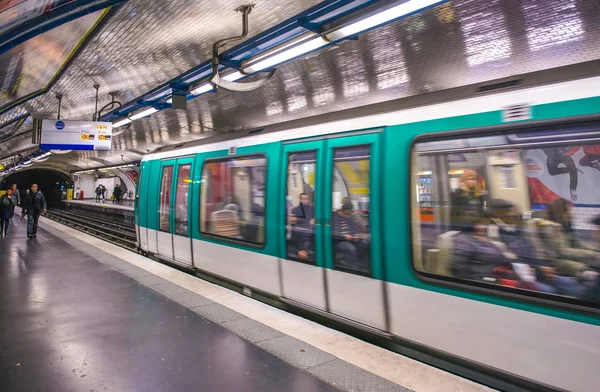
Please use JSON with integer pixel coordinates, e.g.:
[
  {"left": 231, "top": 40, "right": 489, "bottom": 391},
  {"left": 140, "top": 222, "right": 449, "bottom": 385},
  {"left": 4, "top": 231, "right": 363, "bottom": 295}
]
[
  {"left": 0, "top": 218, "right": 490, "bottom": 392},
  {"left": 62, "top": 199, "right": 134, "bottom": 225},
  {"left": 64, "top": 198, "right": 135, "bottom": 211}
]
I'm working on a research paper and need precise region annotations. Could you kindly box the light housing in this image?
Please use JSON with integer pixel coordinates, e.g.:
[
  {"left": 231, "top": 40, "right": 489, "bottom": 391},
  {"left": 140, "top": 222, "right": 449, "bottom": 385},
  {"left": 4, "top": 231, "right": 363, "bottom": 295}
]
[{"left": 325, "top": 0, "right": 447, "bottom": 41}]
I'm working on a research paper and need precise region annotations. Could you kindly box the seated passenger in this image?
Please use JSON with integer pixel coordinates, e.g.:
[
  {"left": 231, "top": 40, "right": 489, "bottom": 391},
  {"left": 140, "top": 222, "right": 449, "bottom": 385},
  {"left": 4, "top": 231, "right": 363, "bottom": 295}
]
[
  {"left": 486, "top": 199, "right": 586, "bottom": 295},
  {"left": 332, "top": 199, "right": 369, "bottom": 273},
  {"left": 538, "top": 200, "right": 597, "bottom": 275},
  {"left": 451, "top": 222, "right": 512, "bottom": 282},
  {"left": 486, "top": 199, "right": 537, "bottom": 265},
  {"left": 450, "top": 169, "right": 487, "bottom": 230},
  {"left": 288, "top": 225, "right": 315, "bottom": 262},
  {"left": 290, "top": 193, "right": 314, "bottom": 228}
]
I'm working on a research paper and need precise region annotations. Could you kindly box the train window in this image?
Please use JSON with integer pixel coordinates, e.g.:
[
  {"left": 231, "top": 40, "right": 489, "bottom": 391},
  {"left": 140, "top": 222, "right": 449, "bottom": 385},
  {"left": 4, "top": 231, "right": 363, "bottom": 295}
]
[
  {"left": 200, "top": 155, "right": 266, "bottom": 245},
  {"left": 331, "top": 146, "right": 371, "bottom": 275},
  {"left": 159, "top": 165, "right": 173, "bottom": 232},
  {"left": 286, "top": 151, "right": 317, "bottom": 264},
  {"left": 175, "top": 164, "right": 191, "bottom": 236},
  {"left": 411, "top": 124, "right": 600, "bottom": 307}
]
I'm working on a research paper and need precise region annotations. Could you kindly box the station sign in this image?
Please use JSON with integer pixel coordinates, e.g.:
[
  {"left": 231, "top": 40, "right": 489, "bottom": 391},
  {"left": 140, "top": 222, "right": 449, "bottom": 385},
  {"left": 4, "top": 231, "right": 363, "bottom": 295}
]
[{"left": 39, "top": 119, "right": 112, "bottom": 151}]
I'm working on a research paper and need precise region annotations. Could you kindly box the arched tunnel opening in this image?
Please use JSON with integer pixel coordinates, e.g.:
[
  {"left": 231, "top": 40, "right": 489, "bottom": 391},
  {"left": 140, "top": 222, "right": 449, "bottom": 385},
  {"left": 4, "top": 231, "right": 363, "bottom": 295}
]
[{"left": 1, "top": 169, "right": 72, "bottom": 208}]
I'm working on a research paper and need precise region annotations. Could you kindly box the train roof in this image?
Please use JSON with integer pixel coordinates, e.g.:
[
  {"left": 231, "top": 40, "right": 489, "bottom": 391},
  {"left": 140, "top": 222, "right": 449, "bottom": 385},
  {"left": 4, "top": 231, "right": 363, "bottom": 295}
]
[{"left": 144, "top": 60, "right": 600, "bottom": 161}]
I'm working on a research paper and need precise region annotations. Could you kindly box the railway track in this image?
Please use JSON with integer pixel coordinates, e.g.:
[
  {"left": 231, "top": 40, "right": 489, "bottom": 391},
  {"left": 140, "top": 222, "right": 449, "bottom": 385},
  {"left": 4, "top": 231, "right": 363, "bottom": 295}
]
[{"left": 44, "top": 209, "right": 137, "bottom": 250}]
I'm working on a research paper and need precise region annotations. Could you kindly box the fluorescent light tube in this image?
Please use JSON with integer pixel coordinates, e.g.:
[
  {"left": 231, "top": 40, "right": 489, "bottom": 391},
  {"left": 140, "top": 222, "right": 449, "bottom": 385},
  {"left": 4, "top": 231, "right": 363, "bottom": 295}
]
[
  {"left": 223, "top": 71, "right": 244, "bottom": 81},
  {"left": 130, "top": 107, "right": 158, "bottom": 120},
  {"left": 190, "top": 83, "right": 213, "bottom": 96},
  {"left": 113, "top": 118, "right": 132, "bottom": 128},
  {"left": 244, "top": 37, "right": 328, "bottom": 73},
  {"left": 326, "top": 0, "right": 447, "bottom": 41}
]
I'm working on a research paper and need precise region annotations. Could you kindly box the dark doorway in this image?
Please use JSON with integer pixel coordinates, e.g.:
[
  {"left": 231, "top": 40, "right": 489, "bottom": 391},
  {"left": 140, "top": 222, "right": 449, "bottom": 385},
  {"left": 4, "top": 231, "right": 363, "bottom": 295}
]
[{"left": 1, "top": 169, "right": 72, "bottom": 208}]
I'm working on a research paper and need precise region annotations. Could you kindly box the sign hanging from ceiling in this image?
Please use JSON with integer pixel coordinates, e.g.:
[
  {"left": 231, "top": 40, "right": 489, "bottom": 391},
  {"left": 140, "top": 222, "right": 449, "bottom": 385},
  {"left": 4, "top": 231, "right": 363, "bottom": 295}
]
[{"left": 38, "top": 119, "right": 112, "bottom": 151}]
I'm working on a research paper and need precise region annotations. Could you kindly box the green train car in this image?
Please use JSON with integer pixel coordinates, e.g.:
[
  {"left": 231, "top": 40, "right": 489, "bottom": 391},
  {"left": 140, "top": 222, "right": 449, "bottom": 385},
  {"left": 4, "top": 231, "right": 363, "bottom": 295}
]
[{"left": 137, "top": 72, "right": 600, "bottom": 392}]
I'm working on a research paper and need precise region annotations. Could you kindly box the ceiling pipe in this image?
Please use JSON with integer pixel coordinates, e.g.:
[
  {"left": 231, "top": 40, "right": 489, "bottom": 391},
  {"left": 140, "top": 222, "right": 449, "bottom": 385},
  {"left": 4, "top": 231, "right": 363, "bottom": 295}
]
[{"left": 210, "top": 4, "right": 275, "bottom": 92}]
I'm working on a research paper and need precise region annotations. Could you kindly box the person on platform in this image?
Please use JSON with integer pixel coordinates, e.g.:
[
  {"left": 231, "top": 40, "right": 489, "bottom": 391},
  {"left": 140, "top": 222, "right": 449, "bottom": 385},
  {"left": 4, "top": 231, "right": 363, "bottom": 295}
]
[
  {"left": 10, "top": 184, "right": 20, "bottom": 222},
  {"left": 95, "top": 185, "right": 102, "bottom": 202},
  {"left": 0, "top": 188, "right": 16, "bottom": 236},
  {"left": 22, "top": 184, "right": 47, "bottom": 239},
  {"left": 113, "top": 184, "right": 122, "bottom": 204}
]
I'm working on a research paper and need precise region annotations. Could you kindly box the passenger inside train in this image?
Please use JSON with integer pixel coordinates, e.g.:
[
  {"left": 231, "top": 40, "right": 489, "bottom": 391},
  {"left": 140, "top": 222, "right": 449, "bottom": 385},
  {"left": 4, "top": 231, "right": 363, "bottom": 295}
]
[
  {"left": 200, "top": 156, "right": 267, "bottom": 244},
  {"left": 284, "top": 147, "right": 372, "bottom": 273},
  {"left": 332, "top": 198, "right": 370, "bottom": 274},
  {"left": 413, "top": 126, "right": 600, "bottom": 305}
]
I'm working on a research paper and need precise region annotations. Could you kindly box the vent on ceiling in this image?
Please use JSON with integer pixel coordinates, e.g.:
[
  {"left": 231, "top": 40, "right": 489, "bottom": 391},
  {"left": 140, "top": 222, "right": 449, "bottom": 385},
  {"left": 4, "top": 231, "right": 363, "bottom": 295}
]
[{"left": 477, "top": 79, "right": 521, "bottom": 93}]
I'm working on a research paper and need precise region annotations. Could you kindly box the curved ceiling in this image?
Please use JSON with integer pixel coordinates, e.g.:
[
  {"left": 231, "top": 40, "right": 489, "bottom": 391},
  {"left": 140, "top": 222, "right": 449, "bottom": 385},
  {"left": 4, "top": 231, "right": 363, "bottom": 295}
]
[{"left": 1, "top": 0, "right": 600, "bottom": 172}]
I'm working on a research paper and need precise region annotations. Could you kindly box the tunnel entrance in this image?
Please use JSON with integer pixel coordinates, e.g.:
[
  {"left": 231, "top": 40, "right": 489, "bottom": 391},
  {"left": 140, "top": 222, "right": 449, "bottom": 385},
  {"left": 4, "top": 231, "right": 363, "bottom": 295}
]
[{"left": 1, "top": 169, "right": 72, "bottom": 208}]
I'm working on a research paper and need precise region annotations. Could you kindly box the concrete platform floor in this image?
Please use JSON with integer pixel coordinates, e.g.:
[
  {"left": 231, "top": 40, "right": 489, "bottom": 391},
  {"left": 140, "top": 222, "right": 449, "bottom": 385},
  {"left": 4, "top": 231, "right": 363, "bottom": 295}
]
[{"left": 0, "top": 220, "right": 338, "bottom": 392}]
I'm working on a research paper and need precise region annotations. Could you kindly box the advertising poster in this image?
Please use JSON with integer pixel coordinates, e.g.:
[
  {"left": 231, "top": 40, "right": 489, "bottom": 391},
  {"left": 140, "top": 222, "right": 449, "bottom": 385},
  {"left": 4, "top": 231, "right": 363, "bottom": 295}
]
[
  {"left": 0, "top": 6, "right": 105, "bottom": 111},
  {"left": 123, "top": 169, "right": 138, "bottom": 185},
  {"left": 525, "top": 145, "right": 600, "bottom": 205}
]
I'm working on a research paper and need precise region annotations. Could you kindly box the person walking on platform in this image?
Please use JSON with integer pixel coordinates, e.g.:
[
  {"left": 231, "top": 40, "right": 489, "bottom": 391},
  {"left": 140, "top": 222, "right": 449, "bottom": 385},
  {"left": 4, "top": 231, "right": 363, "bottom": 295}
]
[
  {"left": 0, "top": 188, "right": 16, "bottom": 236},
  {"left": 10, "top": 184, "right": 20, "bottom": 222},
  {"left": 22, "top": 184, "right": 46, "bottom": 239}
]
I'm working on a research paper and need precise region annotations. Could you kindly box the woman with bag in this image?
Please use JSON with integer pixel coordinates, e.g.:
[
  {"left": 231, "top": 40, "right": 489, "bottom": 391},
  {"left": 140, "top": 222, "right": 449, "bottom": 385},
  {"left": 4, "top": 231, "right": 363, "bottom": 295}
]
[{"left": 0, "top": 188, "right": 16, "bottom": 236}]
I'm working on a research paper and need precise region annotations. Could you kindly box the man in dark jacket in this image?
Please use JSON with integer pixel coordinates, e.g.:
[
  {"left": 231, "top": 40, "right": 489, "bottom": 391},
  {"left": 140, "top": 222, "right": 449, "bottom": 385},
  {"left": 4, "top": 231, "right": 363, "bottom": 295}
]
[
  {"left": 290, "top": 193, "right": 314, "bottom": 228},
  {"left": 113, "top": 184, "right": 122, "bottom": 203},
  {"left": 22, "top": 184, "right": 47, "bottom": 239}
]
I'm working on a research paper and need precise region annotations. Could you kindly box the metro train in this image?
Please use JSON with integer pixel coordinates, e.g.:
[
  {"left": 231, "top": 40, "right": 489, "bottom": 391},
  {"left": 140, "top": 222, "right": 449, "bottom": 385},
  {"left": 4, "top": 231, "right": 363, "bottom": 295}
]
[{"left": 136, "top": 71, "right": 600, "bottom": 392}]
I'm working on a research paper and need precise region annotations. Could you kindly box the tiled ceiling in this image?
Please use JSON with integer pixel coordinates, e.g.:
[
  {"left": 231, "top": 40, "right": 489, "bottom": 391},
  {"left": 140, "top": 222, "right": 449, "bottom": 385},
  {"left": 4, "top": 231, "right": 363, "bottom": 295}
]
[{"left": 1, "top": 0, "right": 600, "bottom": 170}]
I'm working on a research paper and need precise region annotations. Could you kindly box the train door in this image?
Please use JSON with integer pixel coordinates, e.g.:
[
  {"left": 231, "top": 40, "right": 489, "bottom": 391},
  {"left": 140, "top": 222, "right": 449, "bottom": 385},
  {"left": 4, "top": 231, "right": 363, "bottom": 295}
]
[
  {"left": 135, "top": 161, "right": 146, "bottom": 251},
  {"left": 280, "top": 141, "right": 327, "bottom": 310},
  {"left": 322, "top": 133, "right": 386, "bottom": 330},
  {"left": 171, "top": 158, "right": 194, "bottom": 266},
  {"left": 157, "top": 160, "right": 175, "bottom": 259}
]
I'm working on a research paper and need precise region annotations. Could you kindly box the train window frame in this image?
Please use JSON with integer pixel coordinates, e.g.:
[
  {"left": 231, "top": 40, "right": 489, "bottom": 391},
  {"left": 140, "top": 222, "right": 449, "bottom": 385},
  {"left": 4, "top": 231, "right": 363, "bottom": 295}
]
[
  {"left": 285, "top": 149, "right": 318, "bottom": 266},
  {"left": 408, "top": 121, "right": 600, "bottom": 316},
  {"left": 199, "top": 153, "right": 268, "bottom": 249},
  {"left": 158, "top": 164, "right": 174, "bottom": 234},
  {"left": 330, "top": 144, "right": 373, "bottom": 277}
]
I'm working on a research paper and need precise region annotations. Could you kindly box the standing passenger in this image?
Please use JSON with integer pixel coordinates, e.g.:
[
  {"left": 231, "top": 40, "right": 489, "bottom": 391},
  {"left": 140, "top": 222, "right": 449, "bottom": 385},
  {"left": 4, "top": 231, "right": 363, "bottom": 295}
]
[
  {"left": 450, "top": 169, "right": 486, "bottom": 231},
  {"left": 22, "top": 184, "right": 46, "bottom": 239},
  {"left": 0, "top": 188, "right": 16, "bottom": 236},
  {"left": 290, "top": 193, "right": 314, "bottom": 227}
]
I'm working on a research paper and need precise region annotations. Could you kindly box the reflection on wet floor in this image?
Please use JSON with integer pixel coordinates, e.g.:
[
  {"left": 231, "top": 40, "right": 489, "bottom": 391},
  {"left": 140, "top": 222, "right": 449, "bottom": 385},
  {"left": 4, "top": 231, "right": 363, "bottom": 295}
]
[{"left": 0, "top": 219, "right": 338, "bottom": 392}]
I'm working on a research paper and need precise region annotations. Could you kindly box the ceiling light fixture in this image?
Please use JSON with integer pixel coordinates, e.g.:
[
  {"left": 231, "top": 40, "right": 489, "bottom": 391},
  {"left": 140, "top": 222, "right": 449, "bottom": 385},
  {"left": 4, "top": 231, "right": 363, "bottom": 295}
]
[
  {"left": 243, "top": 37, "right": 327, "bottom": 74},
  {"left": 190, "top": 83, "right": 213, "bottom": 96},
  {"left": 109, "top": 0, "right": 447, "bottom": 127},
  {"left": 112, "top": 107, "right": 158, "bottom": 128},
  {"left": 325, "top": 0, "right": 447, "bottom": 41},
  {"left": 112, "top": 118, "right": 132, "bottom": 128},
  {"left": 129, "top": 107, "right": 158, "bottom": 120}
]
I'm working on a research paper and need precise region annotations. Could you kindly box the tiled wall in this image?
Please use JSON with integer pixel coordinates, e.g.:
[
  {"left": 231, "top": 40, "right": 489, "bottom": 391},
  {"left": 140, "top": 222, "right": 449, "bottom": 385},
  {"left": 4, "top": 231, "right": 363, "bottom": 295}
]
[{"left": 573, "top": 207, "right": 600, "bottom": 230}]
